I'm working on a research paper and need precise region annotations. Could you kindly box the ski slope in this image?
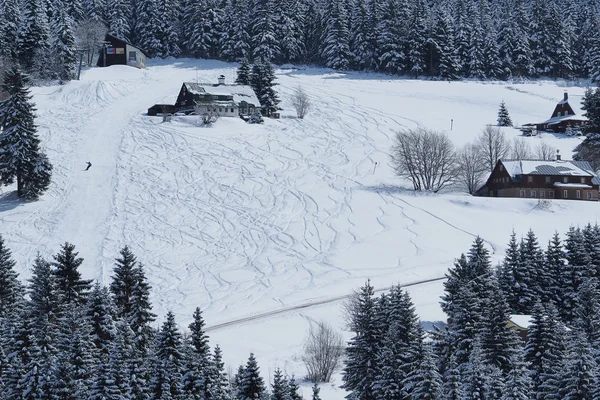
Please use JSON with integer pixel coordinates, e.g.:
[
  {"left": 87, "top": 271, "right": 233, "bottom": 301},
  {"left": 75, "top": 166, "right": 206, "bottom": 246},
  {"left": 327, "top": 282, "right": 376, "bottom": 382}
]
[{"left": 2, "top": 59, "right": 599, "bottom": 397}]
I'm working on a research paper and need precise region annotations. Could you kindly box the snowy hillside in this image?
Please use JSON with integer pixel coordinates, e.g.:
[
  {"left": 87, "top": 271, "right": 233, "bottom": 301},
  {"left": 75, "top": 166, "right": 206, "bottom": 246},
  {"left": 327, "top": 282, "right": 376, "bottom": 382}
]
[{"left": 2, "top": 59, "right": 598, "bottom": 397}]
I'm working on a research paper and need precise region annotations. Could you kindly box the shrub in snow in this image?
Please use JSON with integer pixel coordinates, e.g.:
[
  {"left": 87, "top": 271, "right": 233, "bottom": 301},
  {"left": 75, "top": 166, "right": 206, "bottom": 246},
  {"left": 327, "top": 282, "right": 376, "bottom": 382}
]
[{"left": 248, "top": 111, "right": 263, "bottom": 124}]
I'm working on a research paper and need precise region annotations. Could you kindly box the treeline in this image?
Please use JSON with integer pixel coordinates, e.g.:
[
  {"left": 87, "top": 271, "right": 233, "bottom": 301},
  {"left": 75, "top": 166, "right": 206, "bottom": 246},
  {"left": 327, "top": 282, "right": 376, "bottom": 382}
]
[
  {"left": 342, "top": 227, "right": 600, "bottom": 398},
  {"left": 0, "top": 237, "right": 314, "bottom": 399},
  {"left": 2, "top": 0, "right": 600, "bottom": 82}
]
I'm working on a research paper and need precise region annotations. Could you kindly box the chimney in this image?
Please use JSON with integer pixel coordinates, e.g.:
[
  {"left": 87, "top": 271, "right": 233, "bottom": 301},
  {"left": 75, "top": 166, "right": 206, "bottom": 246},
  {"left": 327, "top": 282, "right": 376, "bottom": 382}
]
[
  {"left": 564, "top": 91, "right": 568, "bottom": 102},
  {"left": 556, "top": 149, "right": 561, "bottom": 161},
  {"left": 218, "top": 75, "right": 225, "bottom": 85}
]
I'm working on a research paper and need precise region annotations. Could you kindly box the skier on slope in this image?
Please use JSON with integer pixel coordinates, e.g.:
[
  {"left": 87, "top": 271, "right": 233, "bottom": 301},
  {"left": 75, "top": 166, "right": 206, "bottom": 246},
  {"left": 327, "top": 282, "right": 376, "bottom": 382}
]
[{"left": 85, "top": 161, "right": 92, "bottom": 171}]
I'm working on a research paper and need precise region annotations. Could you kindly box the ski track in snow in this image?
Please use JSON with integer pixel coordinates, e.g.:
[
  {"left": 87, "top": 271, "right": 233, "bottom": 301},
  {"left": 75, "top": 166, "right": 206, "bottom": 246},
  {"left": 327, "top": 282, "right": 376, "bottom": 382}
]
[{"left": 1, "top": 63, "right": 534, "bottom": 326}]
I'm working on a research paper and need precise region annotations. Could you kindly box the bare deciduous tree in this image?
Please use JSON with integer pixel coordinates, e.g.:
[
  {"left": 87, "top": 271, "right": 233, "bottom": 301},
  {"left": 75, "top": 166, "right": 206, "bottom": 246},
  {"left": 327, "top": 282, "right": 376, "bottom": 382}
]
[
  {"left": 457, "top": 143, "right": 487, "bottom": 194},
  {"left": 511, "top": 137, "right": 532, "bottom": 160},
  {"left": 476, "top": 126, "right": 511, "bottom": 172},
  {"left": 194, "top": 106, "right": 220, "bottom": 125},
  {"left": 291, "top": 86, "right": 312, "bottom": 119},
  {"left": 302, "top": 320, "right": 344, "bottom": 383},
  {"left": 535, "top": 141, "right": 557, "bottom": 160},
  {"left": 391, "top": 128, "right": 458, "bottom": 192},
  {"left": 75, "top": 19, "right": 107, "bottom": 66}
]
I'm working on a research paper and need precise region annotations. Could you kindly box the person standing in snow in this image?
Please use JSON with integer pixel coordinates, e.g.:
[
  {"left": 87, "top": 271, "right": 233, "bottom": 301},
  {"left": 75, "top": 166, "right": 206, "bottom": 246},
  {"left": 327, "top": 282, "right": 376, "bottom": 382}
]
[{"left": 85, "top": 161, "right": 92, "bottom": 171}]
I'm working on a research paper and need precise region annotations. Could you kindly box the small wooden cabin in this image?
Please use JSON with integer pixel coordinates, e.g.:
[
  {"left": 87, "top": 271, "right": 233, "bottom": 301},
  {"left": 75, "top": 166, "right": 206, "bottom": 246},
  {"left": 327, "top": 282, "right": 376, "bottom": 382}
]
[
  {"left": 529, "top": 92, "right": 587, "bottom": 133},
  {"left": 97, "top": 34, "right": 149, "bottom": 69}
]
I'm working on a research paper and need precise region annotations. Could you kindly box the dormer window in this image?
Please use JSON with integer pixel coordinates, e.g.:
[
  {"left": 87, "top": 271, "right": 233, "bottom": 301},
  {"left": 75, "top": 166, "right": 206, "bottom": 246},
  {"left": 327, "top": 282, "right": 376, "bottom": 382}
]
[
  {"left": 558, "top": 112, "right": 562, "bottom": 116},
  {"left": 563, "top": 177, "right": 568, "bottom": 183}
]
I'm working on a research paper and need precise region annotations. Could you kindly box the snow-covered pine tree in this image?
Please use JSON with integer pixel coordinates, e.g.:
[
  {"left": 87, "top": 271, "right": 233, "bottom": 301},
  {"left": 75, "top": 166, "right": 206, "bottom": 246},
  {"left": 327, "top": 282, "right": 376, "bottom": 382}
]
[
  {"left": 302, "top": 0, "right": 324, "bottom": 64},
  {"left": 271, "top": 368, "right": 289, "bottom": 400},
  {"left": 219, "top": 0, "right": 251, "bottom": 62},
  {"left": 563, "top": 226, "right": 593, "bottom": 322},
  {"left": 515, "top": 229, "right": 545, "bottom": 312},
  {"left": 274, "top": 0, "right": 304, "bottom": 63},
  {"left": 52, "top": 242, "right": 92, "bottom": 305},
  {"left": 182, "top": 0, "right": 220, "bottom": 58},
  {"left": 480, "top": 282, "right": 520, "bottom": 374},
  {"left": 89, "top": 357, "right": 122, "bottom": 400},
  {"left": 287, "top": 375, "right": 301, "bottom": 400},
  {"left": 0, "top": 66, "right": 52, "bottom": 200},
  {"left": 311, "top": 382, "right": 321, "bottom": 400},
  {"left": 128, "top": 262, "right": 156, "bottom": 354},
  {"left": 50, "top": 306, "right": 96, "bottom": 399},
  {"left": 154, "top": 0, "right": 181, "bottom": 57},
  {"left": 182, "top": 307, "right": 213, "bottom": 398},
  {"left": 582, "top": 223, "right": 600, "bottom": 278},
  {"left": 482, "top": 24, "right": 503, "bottom": 79},
  {"left": 110, "top": 245, "right": 139, "bottom": 319},
  {"left": 0, "top": 0, "right": 22, "bottom": 60},
  {"left": 574, "top": 278, "right": 600, "bottom": 345},
  {"left": 497, "top": 101, "right": 512, "bottom": 127},
  {"left": 432, "top": 7, "right": 459, "bottom": 80},
  {"left": 320, "top": 0, "right": 351, "bottom": 70},
  {"left": 112, "top": 319, "right": 150, "bottom": 398},
  {"left": 17, "top": 0, "right": 50, "bottom": 72},
  {"left": 238, "top": 353, "right": 266, "bottom": 400},
  {"left": 559, "top": 328, "right": 596, "bottom": 399},
  {"left": 376, "top": 0, "right": 406, "bottom": 75},
  {"left": 233, "top": 364, "right": 246, "bottom": 397},
  {"left": 523, "top": 302, "right": 566, "bottom": 397},
  {"left": 236, "top": 58, "right": 251, "bottom": 85},
  {"left": 497, "top": 231, "right": 519, "bottom": 311},
  {"left": 440, "top": 354, "right": 462, "bottom": 400},
  {"left": 250, "top": 60, "right": 280, "bottom": 116},
  {"left": 500, "top": 353, "right": 532, "bottom": 400},
  {"left": 150, "top": 311, "right": 185, "bottom": 398},
  {"left": 511, "top": 0, "right": 534, "bottom": 78},
  {"left": 135, "top": 0, "right": 162, "bottom": 56},
  {"left": 406, "top": 342, "right": 442, "bottom": 400},
  {"left": 529, "top": 0, "right": 552, "bottom": 77},
  {"left": 453, "top": 0, "right": 472, "bottom": 76},
  {"left": 211, "top": 345, "right": 231, "bottom": 400},
  {"left": 0, "top": 235, "right": 23, "bottom": 318},
  {"left": 547, "top": 1, "right": 573, "bottom": 79},
  {"left": 251, "top": 0, "right": 280, "bottom": 62},
  {"left": 82, "top": 0, "right": 106, "bottom": 25},
  {"left": 27, "top": 255, "right": 60, "bottom": 347},
  {"left": 405, "top": 0, "right": 428, "bottom": 77},
  {"left": 342, "top": 280, "right": 378, "bottom": 400},
  {"left": 545, "top": 232, "right": 566, "bottom": 314},
  {"left": 106, "top": 0, "right": 130, "bottom": 39},
  {"left": 349, "top": 0, "right": 376, "bottom": 71},
  {"left": 86, "top": 283, "right": 117, "bottom": 354},
  {"left": 467, "top": 1, "right": 485, "bottom": 79},
  {"left": 51, "top": 0, "right": 77, "bottom": 82},
  {"left": 460, "top": 339, "right": 488, "bottom": 400}
]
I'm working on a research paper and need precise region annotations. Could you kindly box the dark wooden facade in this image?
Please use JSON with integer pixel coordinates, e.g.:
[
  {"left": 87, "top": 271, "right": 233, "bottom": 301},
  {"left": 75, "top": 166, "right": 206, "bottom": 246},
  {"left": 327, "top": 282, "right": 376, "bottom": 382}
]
[
  {"left": 531, "top": 92, "right": 586, "bottom": 133},
  {"left": 147, "top": 104, "right": 178, "bottom": 116},
  {"left": 97, "top": 34, "right": 148, "bottom": 68},
  {"left": 476, "top": 159, "right": 600, "bottom": 201}
]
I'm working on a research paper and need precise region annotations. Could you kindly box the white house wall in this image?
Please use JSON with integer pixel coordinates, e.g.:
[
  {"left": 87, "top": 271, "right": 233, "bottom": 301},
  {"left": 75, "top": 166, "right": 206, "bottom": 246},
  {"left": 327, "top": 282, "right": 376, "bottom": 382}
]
[{"left": 125, "top": 44, "right": 146, "bottom": 69}]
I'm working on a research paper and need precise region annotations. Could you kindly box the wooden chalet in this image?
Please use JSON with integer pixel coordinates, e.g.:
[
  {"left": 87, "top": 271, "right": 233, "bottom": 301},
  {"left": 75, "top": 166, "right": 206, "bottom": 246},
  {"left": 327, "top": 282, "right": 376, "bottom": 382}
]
[
  {"left": 148, "top": 76, "right": 260, "bottom": 117},
  {"left": 475, "top": 157, "right": 600, "bottom": 201},
  {"left": 525, "top": 92, "right": 587, "bottom": 133},
  {"left": 97, "top": 34, "right": 149, "bottom": 69},
  {"left": 507, "top": 315, "right": 532, "bottom": 341}
]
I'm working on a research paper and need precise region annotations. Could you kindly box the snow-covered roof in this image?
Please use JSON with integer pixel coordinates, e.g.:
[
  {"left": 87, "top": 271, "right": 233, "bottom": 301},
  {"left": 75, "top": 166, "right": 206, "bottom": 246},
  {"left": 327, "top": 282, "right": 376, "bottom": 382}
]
[
  {"left": 538, "top": 114, "right": 587, "bottom": 126},
  {"left": 553, "top": 182, "right": 592, "bottom": 188},
  {"left": 501, "top": 159, "right": 596, "bottom": 177},
  {"left": 183, "top": 82, "right": 259, "bottom": 106},
  {"left": 509, "top": 315, "right": 532, "bottom": 329}
]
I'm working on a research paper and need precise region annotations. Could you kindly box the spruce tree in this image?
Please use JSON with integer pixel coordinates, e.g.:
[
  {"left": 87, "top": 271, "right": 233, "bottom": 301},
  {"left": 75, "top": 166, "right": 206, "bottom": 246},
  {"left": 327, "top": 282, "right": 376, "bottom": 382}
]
[
  {"left": 0, "top": 66, "right": 52, "bottom": 200},
  {"left": 432, "top": 7, "right": 459, "bottom": 80},
  {"left": 271, "top": 368, "right": 289, "bottom": 400},
  {"left": 408, "top": 342, "right": 442, "bottom": 399},
  {"left": 500, "top": 353, "right": 532, "bottom": 400},
  {"left": 238, "top": 353, "right": 266, "bottom": 400},
  {"left": 50, "top": 0, "right": 77, "bottom": 82},
  {"left": 440, "top": 354, "right": 461, "bottom": 400},
  {"left": 0, "top": 235, "right": 22, "bottom": 318},
  {"left": 251, "top": 0, "right": 279, "bottom": 62},
  {"left": 219, "top": 0, "right": 251, "bottom": 61},
  {"left": 288, "top": 375, "right": 301, "bottom": 400},
  {"left": 405, "top": 0, "right": 428, "bottom": 77},
  {"left": 17, "top": 0, "right": 50, "bottom": 71},
  {"left": 150, "top": 311, "right": 185, "bottom": 399},
  {"left": 311, "top": 382, "right": 321, "bottom": 400},
  {"left": 182, "top": 307, "right": 212, "bottom": 398},
  {"left": 0, "top": 0, "right": 22, "bottom": 60},
  {"left": 106, "top": 0, "right": 130, "bottom": 39},
  {"left": 212, "top": 345, "right": 231, "bottom": 400},
  {"left": 27, "top": 255, "right": 60, "bottom": 349},
  {"left": 376, "top": 0, "right": 405, "bottom": 74},
  {"left": 110, "top": 245, "right": 139, "bottom": 319},
  {"left": 321, "top": 0, "right": 351, "bottom": 70},
  {"left": 497, "top": 101, "right": 512, "bottom": 127},
  {"left": 250, "top": 60, "right": 280, "bottom": 116},
  {"left": 128, "top": 262, "right": 156, "bottom": 354},
  {"left": 497, "top": 231, "right": 519, "bottom": 311},
  {"left": 349, "top": 0, "right": 375, "bottom": 71},
  {"left": 546, "top": 232, "right": 565, "bottom": 311},
  {"left": 86, "top": 283, "right": 117, "bottom": 354},
  {"left": 560, "top": 329, "right": 596, "bottom": 400},
  {"left": 52, "top": 242, "right": 92, "bottom": 305},
  {"left": 236, "top": 58, "right": 251, "bottom": 85}
]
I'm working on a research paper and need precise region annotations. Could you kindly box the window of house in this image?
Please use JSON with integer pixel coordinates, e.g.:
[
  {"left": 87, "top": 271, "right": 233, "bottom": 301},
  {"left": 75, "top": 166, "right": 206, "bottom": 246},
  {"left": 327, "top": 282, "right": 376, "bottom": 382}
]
[
  {"left": 231, "top": 108, "right": 234, "bottom": 112},
  {"left": 540, "top": 191, "right": 545, "bottom": 198},
  {"left": 558, "top": 112, "right": 562, "bottom": 116},
  {"left": 563, "top": 177, "right": 568, "bottom": 183},
  {"left": 219, "top": 108, "right": 222, "bottom": 112},
  {"left": 577, "top": 190, "right": 581, "bottom": 199},
  {"left": 500, "top": 165, "right": 504, "bottom": 171},
  {"left": 498, "top": 190, "right": 504, "bottom": 196},
  {"left": 545, "top": 176, "right": 550, "bottom": 183},
  {"left": 588, "top": 192, "right": 592, "bottom": 200},
  {"left": 530, "top": 190, "right": 536, "bottom": 198},
  {"left": 528, "top": 176, "right": 533, "bottom": 183},
  {"left": 581, "top": 177, "right": 586, "bottom": 183},
  {"left": 520, "top": 190, "right": 526, "bottom": 198},
  {"left": 129, "top": 51, "right": 137, "bottom": 62},
  {"left": 564, "top": 190, "right": 568, "bottom": 198},
  {"left": 549, "top": 191, "right": 555, "bottom": 198}
]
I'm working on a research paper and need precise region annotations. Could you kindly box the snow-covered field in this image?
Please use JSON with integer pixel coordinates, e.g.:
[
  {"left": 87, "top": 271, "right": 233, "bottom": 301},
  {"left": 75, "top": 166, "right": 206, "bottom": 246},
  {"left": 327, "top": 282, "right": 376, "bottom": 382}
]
[{"left": 2, "top": 59, "right": 598, "bottom": 397}]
